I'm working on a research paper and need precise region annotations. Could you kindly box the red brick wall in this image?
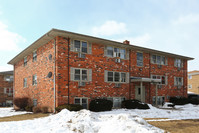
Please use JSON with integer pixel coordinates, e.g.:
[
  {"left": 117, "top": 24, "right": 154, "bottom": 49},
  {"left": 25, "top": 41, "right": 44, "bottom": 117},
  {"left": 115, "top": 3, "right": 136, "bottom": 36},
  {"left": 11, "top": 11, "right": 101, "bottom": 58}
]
[
  {"left": 14, "top": 39, "right": 55, "bottom": 111},
  {"left": 0, "top": 75, "right": 13, "bottom": 106}
]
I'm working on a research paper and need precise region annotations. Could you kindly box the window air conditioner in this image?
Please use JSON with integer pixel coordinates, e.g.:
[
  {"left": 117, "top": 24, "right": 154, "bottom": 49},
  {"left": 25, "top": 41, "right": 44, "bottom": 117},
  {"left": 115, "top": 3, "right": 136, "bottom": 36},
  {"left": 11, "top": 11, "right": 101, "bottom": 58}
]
[
  {"left": 115, "top": 83, "right": 121, "bottom": 88},
  {"left": 79, "top": 82, "right": 86, "bottom": 86},
  {"left": 115, "top": 58, "right": 121, "bottom": 63},
  {"left": 78, "top": 53, "right": 86, "bottom": 58}
]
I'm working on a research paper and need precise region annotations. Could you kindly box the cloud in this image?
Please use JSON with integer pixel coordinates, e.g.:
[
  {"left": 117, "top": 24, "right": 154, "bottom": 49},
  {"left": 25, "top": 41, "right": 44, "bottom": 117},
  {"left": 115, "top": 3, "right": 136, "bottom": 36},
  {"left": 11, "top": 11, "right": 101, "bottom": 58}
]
[
  {"left": 172, "top": 14, "right": 199, "bottom": 25},
  {"left": 92, "top": 20, "right": 127, "bottom": 36},
  {"left": 0, "top": 21, "right": 25, "bottom": 52},
  {"left": 0, "top": 65, "right": 13, "bottom": 72}
]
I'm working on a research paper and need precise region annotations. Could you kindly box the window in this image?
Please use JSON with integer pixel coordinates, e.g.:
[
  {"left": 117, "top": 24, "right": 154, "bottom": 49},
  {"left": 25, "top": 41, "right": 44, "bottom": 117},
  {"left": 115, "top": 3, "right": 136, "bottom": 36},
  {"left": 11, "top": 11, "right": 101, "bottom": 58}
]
[
  {"left": 33, "top": 50, "right": 37, "bottom": 62},
  {"left": 24, "top": 57, "right": 27, "bottom": 66},
  {"left": 33, "top": 99, "right": 37, "bottom": 106},
  {"left": 152, "top": 96, "right": 165, "bottom": 105},
  {"left": 107, "top": 97, "right": 125, "bottom": 108},
  {"left": 74, "top": 97, "right": 88, "bottom": 109},
  {"left": 4, "top": 88, "right": 13, "bottom": 96},
  {"left": 24, "top": 78, "right": 27, "bottom": 88},
  {"left": 151, "top": 75, "right": 167, "bottom": 85},
  {"left": 151, "top": 55, "right": 167, "bottom": 65},
  {"left": 108, "top": 72, "right": 114, "bottom": 82},
  {"left": 107, "top": 47, "right": 114, "bottom": 57},
  {"left": 188, "top": 75, "right": 192, "bottom": 79},
  {"left": 74, "top": 40, "right": 88, "bottom": 53},
  {"left": 4, "top": 75, "right": 13, "bottom": 82},
  {"left": 188, "top": 85, "right": 192, "bottom": 89},
  {"left": 32, "top": 74, "right": 37, "bottom": 85},
  {"left": 174, "top": 77, "right": 183, "bottom": 86},
  {"left": 137, "top": 52, "right": 143, "bottom": 66},
  {"left": 174, "top": 59, "right": 183, "bottom": 68},
  {"left": 106, "top": 71, "right": 127, "bottom": 83},
  {"left": 105, "top": 46, "right": 126, "bottom": 59},
  {"left": 74, "top": 69, "right": 87, "bottom": 81}
]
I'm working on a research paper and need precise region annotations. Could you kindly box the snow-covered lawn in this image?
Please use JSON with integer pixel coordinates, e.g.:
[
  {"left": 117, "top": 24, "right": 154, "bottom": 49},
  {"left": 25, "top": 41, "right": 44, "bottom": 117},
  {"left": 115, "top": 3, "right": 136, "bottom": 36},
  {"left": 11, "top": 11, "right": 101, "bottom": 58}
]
[
  {"left": 0, "top": 107, "right": 30, "bottom": 117},
  {"left": 0, "top": 104, "right": 199, "bottom": 133}
]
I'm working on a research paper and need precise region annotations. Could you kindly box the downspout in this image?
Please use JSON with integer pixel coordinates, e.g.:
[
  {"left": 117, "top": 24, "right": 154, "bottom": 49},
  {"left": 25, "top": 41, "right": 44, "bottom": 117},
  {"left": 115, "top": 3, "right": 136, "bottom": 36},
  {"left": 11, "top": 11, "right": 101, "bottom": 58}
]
[
  {"left": 53, "top": 38, "right": 56, "bottom": 113},
  {"left": 129, "top": 49, "right": 131, "bottom": 99},
  {"left": 67, "top": 37, "right": 70, "bottom": 104}
]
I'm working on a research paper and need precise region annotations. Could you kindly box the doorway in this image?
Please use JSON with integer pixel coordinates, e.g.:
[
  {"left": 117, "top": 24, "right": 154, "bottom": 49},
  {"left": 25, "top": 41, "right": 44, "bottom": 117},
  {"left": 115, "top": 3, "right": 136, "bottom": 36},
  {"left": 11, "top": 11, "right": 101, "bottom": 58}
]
[{"left": 135, "top": 86, "right": 145, "bottom": 102}]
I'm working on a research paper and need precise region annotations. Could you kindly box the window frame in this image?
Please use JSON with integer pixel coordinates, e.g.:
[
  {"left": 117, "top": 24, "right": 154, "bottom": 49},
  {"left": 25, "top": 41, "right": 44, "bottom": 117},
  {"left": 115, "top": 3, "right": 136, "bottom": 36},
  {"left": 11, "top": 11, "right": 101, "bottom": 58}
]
[
  {"left": 106, "top": 71, "right": 127, "bottom": 83},
  {"left": 74, "top": 68, "right": 88, "bottom": 82},
  {"left": 74, "top": 97, "right": 88, "bottom": 109},
  {"left": 105, "top": 46, "right": 126, "bottom": 59},
  {"left": 151, "top": 75, "right": 167, "bottom": 85},
  {"left": 4, "top": 75, "right": 13, "bottom": 82},
  {"left": 24, "top": 78, "right": 27, "bottom": 88},
  {"left": 32, "top": 74, "right": 37, "bottom": 86},
  {"left": 74, "top": 40, "right": 88, "bottom": 54},
  {"left": 151, "top": 54, "right": 167, "bottom": 65},
  {"left": 33, "top": 50, "right": 37, "bottom": 62},
  {"left": 174, "top": 77, "right": 183, "bottom": 87},
  {"left": 137, "top": 52, "right": 143, "bottom": 67},
  {"left": 24, "top": 56, "right": 27, "bottom": 66},
  {"left": 174, "top": 58, "right": 183, "bottom": 68}
]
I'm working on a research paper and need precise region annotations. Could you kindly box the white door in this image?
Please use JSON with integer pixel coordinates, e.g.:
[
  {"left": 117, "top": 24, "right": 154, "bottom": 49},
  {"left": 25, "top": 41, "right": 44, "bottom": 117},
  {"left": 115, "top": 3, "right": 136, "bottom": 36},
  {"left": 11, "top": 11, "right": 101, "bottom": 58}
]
[{"left": 135, "top": 86, "right": 145, "bottom": 102}]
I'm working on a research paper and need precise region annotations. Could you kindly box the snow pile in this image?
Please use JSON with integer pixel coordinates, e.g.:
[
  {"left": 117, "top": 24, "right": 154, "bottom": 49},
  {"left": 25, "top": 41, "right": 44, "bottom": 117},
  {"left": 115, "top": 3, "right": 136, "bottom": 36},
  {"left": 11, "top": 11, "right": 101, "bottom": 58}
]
[
  {"left": 132, "top": 104, "right": 199, "bottom": 120},
  {"left": 0, "top": 109, "right": 163, "bottom": 133},
  {"left": 0, "top": 107, "right": 29, "bottom": 117}
]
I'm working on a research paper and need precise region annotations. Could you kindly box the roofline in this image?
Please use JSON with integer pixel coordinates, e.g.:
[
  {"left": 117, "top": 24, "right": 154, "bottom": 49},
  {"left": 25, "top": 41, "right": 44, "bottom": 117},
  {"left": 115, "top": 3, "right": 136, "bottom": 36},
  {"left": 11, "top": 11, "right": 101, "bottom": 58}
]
[
  {"left": 0, "top": 70, "right": 13, "bottom": 75},
  {"left": 8, "top": 28, "right": 194, "bottom": 65}
]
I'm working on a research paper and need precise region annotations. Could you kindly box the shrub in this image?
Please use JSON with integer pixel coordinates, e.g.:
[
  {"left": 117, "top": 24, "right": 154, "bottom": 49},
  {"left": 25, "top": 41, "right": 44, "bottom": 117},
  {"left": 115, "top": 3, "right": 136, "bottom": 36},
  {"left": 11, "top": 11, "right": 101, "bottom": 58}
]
[
  {"left": 122, "top": 99, "right": 150, "bottom": 110},
  {"left": 169, "top": 97, "right": 189, "bottom": 105},
  {"left": 89, "top": 99, "right": 113, "bottom": 112},
  {"left": 33, "top": 107, "right": 41, "bottom": 113},
  {"left": 25, "top": 105, "right": 34, "bottom": 112},
  {"left": 55, "top": 104, "right": 83, "bottom": 112},
  {"left": 14, "top": 97, "right": 30, "bottom": 110},
  {"left": 189, "top": 98, "right": 199, "bottom": 105},
  {"left": 41, "top": 106, "right": 50, "bottom": 113}
]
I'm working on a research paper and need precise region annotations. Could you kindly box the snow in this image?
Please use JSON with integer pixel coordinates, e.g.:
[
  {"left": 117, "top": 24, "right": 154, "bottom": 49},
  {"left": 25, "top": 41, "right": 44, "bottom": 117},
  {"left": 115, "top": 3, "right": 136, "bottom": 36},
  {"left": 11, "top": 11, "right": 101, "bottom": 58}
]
[
  {"left": 1, "top": 104, "right": 199, "bottom": 132},
  {"left": 0, "top": 109, "right": 163, "bottom": 133},
  {"left": 0, "top": 107, "right": 30, "bottom": 117}
]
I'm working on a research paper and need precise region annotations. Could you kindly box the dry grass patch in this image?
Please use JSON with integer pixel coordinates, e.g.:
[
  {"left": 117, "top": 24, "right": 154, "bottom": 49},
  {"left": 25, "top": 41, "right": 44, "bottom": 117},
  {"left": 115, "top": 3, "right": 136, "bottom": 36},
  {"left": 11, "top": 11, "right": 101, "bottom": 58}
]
[
  {"left": 0, "top": 113, "right": 50, "bottom": 122},
  {"left": 148, "top": 119, "right": 199, "bottom": 133}
]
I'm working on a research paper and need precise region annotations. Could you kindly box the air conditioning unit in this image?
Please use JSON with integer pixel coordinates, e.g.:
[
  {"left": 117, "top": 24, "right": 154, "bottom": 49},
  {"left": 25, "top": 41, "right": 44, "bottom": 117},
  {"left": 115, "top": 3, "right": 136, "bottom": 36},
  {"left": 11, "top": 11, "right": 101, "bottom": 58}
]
[
  {"left": 115, "top": 58, "right": 121, "bottom": 63},
  {"left": 78, "top": 53, "right": 86, "bottom": 58},
  {"left": 177, "top": 67, "right": 181, "bottom": 71},
  {"left": 115, "top": 83, "right": 121, "bottom": 88},
  {"left": 79, "top": 82, "right": 86, "bottom": 87},
  {"left": 75, "top": 48, "right": 80, "bottom": 52},
  {"left": 158, "top": 64, "right": 162, "bottom": 69},
  {"left": 177, "top": 85, "right": 182, "bottom": 89},
  {"left": 7, "top": 93, "right": 13, "bottom": 96}
]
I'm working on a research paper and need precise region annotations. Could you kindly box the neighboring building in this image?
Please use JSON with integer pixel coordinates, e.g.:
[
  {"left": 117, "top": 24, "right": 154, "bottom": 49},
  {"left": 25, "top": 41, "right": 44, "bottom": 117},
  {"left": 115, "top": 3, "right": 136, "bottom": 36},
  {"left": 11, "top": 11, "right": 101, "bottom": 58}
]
[
  {"left": 0, "top": 71, "right": 13, "bottom": 107},
  {"left": 188, "top": 71, "right": 199, "bottom": 94},
  {"left": 8, "top": 29, "right": 193, "bottom": 111}
]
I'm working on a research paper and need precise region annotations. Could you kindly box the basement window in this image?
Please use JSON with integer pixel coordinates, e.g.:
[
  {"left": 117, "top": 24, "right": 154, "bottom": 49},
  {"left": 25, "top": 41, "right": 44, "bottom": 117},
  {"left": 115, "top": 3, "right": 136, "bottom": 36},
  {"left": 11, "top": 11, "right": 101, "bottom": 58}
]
[{"left": 74, "top": 97, "right": 88, "bottom": 109}]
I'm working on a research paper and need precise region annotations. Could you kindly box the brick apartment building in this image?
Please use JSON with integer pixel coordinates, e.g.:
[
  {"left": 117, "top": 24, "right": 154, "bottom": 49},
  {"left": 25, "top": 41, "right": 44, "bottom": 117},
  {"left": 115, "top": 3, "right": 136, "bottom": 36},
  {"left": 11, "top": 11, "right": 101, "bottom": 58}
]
[
  {"left": 8, "top": 29, "right": 193, "bottom": 111},
  {"left": 188, "top": 71, "right": 199, "bottom": 94},
  {"left": 0, "top": 71, "right": 13, "bottom": 107}
]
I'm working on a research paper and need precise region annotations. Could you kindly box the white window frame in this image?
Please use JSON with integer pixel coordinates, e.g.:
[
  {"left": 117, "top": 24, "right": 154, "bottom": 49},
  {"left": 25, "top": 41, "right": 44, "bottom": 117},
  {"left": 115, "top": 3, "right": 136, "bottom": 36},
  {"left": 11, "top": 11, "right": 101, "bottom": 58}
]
[
  {"left": 74, "top": 40, "right": 88, "bottom": 53},
  {"left": 151, "top": 75, "right": 167, "bottom": 85},
  {"left": 74, "top": 68, "right": 88, "bottom": 81},
  {"left": 33, "top": 50, "right": 37, "bottom": 62},
  {"left": 188, "top": 75, "right": 192, "bottom": 79},
  {"left": 151, "top": 54, "right": 167, "bottom": 65},
  {"left": 107, "top": 97, "right": 125, "bottom": 108},
  {"left": 4, "top": 88, "right": 13, "bottom": 96},
  {"left": 188, "top": 84, "right": 192, "bottom": 89},
  {"left": 152, "top": 96, "right": 165, "bottom": 105},
  {"left": 74, "top": 97, "right": 88, "bottom": 109},
  {"left": 105, "top": 46, "right": 126, "bottom": 59},
  {"left": 107, "top": 71, "right": 127, "bottom": 83},
  {"left": 32, "top": 74, "right": 37, "bottom": 85},
  {"left": 174, "top": 58, "right": 183, "bottom": 68},
  {"left": 174, "top": 77, "right": 183, "bottom": 87},
  {"left": 137, "top": 52, "right": 143, "bottom": 66},
  {"left": 4, "top": 75, "right": 13, "bottom": 82}
]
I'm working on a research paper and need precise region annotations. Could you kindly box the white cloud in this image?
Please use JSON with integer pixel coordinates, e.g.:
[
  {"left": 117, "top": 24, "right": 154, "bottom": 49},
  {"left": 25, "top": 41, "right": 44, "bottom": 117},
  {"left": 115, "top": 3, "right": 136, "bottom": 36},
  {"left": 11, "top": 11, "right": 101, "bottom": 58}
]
[
  {"left": 172, "top": 14, "right": 199, "bottom": 25},
  {"left": 0, "top": 65, "right": 13, "bottom": 72},
  {"left": 0, "top": 21, "right": 25, "bottom": 51},
  {"left": 92, "top": 20, "right": 127, "bottom": 36}
]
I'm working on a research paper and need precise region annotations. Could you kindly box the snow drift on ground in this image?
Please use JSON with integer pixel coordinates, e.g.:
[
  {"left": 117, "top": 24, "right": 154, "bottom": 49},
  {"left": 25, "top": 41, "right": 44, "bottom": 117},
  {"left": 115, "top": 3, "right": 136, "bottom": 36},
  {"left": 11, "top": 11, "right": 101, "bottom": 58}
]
[
  {"left": 0, "top": 107, "right": 29, "bottom": 117},
  {"left": 0, "top": 109, "right": 163, "bottom": 133}
]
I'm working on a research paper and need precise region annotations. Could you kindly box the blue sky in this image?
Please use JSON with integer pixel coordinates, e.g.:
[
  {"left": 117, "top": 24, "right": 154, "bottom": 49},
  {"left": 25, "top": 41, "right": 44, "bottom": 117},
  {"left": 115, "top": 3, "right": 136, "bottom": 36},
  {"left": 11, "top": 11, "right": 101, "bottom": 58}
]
[{"left": 0, "top": 0, "right": 198, "bottom": 71}]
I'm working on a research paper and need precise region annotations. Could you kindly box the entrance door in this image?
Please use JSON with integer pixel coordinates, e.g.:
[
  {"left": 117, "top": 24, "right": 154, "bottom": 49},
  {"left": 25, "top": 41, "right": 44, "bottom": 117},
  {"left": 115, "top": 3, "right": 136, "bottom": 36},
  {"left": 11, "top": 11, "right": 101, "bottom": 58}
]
[{"left": 135, "top": 86, "right": 145, "bottom": 102}]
